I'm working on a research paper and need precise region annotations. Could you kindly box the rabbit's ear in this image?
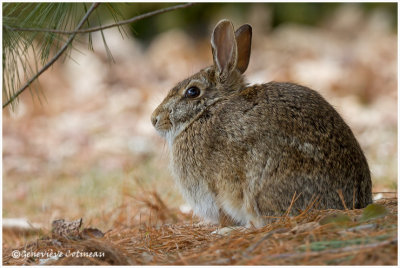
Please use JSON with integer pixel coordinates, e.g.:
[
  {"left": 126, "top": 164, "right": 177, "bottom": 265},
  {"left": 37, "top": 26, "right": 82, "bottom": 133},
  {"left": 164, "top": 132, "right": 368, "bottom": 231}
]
[
  {"left": 211, "top": 20, "right": 237, "bottom": 78},
  {"left": 235, "top": 24, "right": 252, "bottom": 74}
]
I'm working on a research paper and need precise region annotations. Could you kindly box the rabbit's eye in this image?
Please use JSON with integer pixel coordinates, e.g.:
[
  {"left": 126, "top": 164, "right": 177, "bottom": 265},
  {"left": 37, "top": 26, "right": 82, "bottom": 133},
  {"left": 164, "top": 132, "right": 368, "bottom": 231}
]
[{"left": 185, "top": 86, "right": 201, "bottom": 98}]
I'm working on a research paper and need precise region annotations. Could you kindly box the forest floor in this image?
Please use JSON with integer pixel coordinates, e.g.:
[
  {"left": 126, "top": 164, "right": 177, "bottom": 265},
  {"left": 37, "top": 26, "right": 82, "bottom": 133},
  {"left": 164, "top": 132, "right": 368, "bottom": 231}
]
[
  {"left": 3, "top": 4, "right": 397, "bottom": 266},
  {"left": 3, "top": 195, "right": 398, "bottom": 265}
]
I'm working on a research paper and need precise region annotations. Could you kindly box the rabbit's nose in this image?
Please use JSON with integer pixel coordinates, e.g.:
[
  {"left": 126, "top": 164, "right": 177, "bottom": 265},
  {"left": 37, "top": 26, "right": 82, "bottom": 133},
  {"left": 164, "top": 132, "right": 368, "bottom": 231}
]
[{"left": 151, "top": 112, "right": 159, "bottom": 127}]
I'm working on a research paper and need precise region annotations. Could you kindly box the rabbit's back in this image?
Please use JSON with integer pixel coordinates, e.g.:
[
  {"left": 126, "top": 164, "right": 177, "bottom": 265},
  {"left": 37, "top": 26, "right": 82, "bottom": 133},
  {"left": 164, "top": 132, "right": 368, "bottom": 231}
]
[{"left": 222, "top": 82, "right": 371, "bottom": 210}]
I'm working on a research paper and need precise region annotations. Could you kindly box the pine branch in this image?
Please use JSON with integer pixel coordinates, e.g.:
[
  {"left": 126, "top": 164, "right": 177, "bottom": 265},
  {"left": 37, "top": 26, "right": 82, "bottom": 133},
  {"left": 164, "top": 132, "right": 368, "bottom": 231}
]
[
  {"left": 4, "top": 3, "right": 195, "bottom": 35},
  {"left": 3, "top": 2, "right": 196, "bottom": 109},
  {"left": 2, "top": 3, "right": 99, "bottom": 109}
]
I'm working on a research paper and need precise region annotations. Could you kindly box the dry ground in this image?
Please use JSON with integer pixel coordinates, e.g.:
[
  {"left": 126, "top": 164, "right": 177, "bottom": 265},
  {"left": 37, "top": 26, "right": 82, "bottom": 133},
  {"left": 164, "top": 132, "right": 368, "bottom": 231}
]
[{"left": 3, "top": 196, "right": 398, "bottom": 265}]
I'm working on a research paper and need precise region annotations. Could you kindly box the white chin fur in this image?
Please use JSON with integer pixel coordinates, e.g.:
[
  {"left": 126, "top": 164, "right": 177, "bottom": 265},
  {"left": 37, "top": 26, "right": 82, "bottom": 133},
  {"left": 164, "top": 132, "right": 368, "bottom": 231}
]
[{"left": 165, "top": 123, "right": 188, "bottom": 148}]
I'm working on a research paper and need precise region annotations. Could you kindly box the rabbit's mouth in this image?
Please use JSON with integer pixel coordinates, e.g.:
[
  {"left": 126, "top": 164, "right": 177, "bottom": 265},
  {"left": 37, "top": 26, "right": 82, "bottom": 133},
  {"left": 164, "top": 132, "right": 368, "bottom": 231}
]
[
  {"left": 151, "top": 110, "right": 172, "bottom": 134},
  {"left": 153, "top": 122, "right": 172, "bottom": 137},
  {"left": 152, "top": 111, "right": 186, "bottom": 147},
  {"left": 156, "top": 121, "right": 188, "bottom": 148}
]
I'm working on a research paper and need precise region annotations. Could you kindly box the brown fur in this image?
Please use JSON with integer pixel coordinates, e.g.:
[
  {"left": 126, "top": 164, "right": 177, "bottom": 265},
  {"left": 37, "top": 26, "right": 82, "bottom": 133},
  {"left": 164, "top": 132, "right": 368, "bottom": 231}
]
[{"left": 151, "top": 20, "right": 372, "bottom": 227}]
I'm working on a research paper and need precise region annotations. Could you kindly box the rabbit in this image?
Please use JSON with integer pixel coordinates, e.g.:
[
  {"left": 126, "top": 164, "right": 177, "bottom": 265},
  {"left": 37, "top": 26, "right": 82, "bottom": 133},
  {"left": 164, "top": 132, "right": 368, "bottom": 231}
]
[{"left": 151, "top": 19, "right": 372, "bottom": 227}]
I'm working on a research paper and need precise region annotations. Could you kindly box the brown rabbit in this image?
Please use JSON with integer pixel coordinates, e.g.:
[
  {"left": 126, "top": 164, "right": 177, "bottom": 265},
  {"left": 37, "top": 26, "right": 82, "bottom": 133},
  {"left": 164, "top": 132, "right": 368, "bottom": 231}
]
[{"left": 151, "top": 19, "right": 372, "bottom": 227}]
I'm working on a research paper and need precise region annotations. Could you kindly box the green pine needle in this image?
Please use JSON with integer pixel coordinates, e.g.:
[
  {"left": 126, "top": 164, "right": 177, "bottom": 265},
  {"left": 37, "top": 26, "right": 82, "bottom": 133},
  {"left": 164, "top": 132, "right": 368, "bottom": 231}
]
[{"left": 2, "top": 3, "right": 124, "bottom": 109}]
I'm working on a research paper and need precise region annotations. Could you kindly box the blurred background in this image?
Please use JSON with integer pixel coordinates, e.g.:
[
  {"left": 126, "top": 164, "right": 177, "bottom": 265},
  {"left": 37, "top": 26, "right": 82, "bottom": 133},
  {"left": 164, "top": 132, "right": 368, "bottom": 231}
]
[{"left": 2, "top": 2, "right": 397, "bottom": 241}]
